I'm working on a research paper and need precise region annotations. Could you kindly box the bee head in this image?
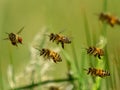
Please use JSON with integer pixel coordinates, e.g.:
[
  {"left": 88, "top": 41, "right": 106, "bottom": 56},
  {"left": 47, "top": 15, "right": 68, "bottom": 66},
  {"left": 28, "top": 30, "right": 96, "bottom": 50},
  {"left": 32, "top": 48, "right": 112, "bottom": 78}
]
[
  {"left": 99, "top": 12, "right": 109, "bottom": 21},
  {"left": 99, "top": 13, "right": 104, "bottom": 19},
  {"left": 58, "top": 56, "right": 62, "bottom": 62},
  {"left": 40, "top": 48, "right": 45, "bottom": 55},
  {"left": 86, "top": 46, "right": 93, "bottom": 53},
  {"left": 18, "top": 37, "right": 22, "bottom": 44},
  {"left": 88, "top": 67, "right": 92, "bottom": 70},
  {"left": 63, "top": 37, "right": 71, "bottom": 43},
  {"left": 66, "top": 38, "right": 71, "bottom": 43},
  {"left": 49, "top": 33, "right": 55, "bottom": 40}
]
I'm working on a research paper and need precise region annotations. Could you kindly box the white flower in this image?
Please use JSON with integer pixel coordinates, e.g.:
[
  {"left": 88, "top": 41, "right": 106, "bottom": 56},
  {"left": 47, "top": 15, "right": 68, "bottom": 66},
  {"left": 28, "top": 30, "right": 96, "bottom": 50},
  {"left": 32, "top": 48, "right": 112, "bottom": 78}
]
[
  {"left": 96, "top": 36, "right": 107, "bottom": 48},
  {"left": 7, "top": 65, "right": 15, "bottom": 88}
]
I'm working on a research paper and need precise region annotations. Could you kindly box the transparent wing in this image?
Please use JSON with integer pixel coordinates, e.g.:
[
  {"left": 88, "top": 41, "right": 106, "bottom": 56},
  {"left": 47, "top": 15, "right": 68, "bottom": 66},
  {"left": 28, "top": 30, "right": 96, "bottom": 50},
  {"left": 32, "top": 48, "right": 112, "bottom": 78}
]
[
  {"left": 17, "top": 26, "right": 24, "bottom": 34},
  {"left": 58, "top": 29, "right": 66, "bottom": 34},
  {"left": 96, "top": 36, "right": 107, "bottom": 48},
  {"left": 3, "top": 32, "right": 9, "bottom": 40},
  {"left": 5, "top": 32, "right": 9, "bottom": 35}
]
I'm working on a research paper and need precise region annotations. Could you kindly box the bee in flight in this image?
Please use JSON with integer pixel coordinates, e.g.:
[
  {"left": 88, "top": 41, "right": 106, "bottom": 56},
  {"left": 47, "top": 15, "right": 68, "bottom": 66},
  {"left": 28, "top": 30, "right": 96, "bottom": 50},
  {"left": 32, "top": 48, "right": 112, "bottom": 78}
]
[
  {"left": 4, "top": 27, "right": 24, "bottom": 47},
  {"left": 98, "top": 12, "right": 120, "bottom": 27},
  {"left": 48, "top": 32, "right": 71, "bottom": 49},
  {"left": 86, "top": 46, "right": 104, "bottom": 59},
  {"left": 36, "top": 48, "right": 62, "bottom": 63},
  {"left": 84, "top": 67, "right": 110, "bottom": 78}
]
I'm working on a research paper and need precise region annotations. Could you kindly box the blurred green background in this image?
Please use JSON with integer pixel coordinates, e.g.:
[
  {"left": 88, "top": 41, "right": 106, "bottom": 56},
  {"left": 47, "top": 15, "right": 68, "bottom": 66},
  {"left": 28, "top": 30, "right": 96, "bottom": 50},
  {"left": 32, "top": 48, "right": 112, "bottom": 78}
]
[{"left": 0, "top": 0, "right": 120, "bottom": 90}]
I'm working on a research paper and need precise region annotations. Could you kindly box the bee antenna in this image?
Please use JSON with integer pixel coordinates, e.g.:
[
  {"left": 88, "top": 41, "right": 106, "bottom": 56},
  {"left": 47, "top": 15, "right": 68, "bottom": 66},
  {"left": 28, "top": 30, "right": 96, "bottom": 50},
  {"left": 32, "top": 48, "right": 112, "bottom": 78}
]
[{"left": 34, "top": 47, "right": 41, "bottom": 51}]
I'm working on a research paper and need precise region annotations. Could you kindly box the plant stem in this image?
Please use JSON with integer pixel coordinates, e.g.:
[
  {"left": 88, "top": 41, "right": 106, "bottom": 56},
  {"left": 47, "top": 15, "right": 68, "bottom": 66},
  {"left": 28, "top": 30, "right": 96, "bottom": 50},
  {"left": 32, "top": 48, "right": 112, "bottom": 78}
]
[{"left": 10, "top": 77, "right": 77, "bottom": 90}]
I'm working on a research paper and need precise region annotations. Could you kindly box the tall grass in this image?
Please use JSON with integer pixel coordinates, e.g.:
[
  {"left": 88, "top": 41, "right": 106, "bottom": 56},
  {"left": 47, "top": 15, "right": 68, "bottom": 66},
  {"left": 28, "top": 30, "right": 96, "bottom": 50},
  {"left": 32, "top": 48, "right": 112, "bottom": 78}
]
[
  {"left": 82, "top": 9, "right": 102, "bottom": 90},
  {"left": 0, "top": 59, "right": 4, "bottom": 90},
  {"left": 101, "top": 0, "right": 115, "bottom": 90}
]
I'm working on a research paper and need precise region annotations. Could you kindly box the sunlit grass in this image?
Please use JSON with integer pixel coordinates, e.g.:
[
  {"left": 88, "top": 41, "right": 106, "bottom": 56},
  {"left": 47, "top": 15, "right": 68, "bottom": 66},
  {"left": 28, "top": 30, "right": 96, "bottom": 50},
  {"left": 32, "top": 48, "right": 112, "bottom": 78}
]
[{"left": 0, "top": 60, "right": 4, "bottom": 90}]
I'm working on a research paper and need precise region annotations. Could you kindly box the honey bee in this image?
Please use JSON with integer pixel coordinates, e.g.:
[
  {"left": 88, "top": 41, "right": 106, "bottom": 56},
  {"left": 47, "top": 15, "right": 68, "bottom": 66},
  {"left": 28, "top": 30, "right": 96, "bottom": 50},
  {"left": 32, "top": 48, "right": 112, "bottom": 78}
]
[
  {"left": 4, "top": 27, "right": 24, "bottom": 46},
  {"left": 86, "top": 46, "right": 104, "bottom": 59},
  {"left": 48, "top": 32, "right": 71, "bottom": 49},
  {"left": 84, "top": 67, "right": 110, "bottom": 78},
  {"left": 37, "top": 48, "right": 62, "bottom": 63},
  {"left": 99, "top": 12, "right": 120, "bottom": 27}
]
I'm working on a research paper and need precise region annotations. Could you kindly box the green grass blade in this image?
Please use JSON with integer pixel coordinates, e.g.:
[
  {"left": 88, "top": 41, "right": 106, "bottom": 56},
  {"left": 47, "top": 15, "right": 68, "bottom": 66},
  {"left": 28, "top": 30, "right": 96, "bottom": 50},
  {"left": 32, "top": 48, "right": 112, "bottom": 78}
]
[
  {"left": 0, "top": 58, "right": 4, "bottom": 90},
  {"left": 70, "top": 42, "right": 81, "bottom": 90},
  {"left": 10, "top": 78, "right": 77, "bottom": 90},
  {"left": 82, "top": 10, "right": 91, "bottom": 46},
  {"left": 102, "top": 0, "right": 108, "bottom": 12},
  {"left": 101, "top": 0, "right": 115, "bottom": 89}
]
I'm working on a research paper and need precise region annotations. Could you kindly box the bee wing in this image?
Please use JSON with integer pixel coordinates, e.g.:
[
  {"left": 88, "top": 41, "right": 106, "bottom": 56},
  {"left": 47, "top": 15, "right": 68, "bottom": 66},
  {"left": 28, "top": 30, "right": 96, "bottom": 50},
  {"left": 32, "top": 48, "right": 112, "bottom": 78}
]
[
  {"left": 17, "top": 26, "right": 24, "bottom": 34},
  {"left": 61, "top": 42, "right": 64, "bottom": 49},
  {"left": 58, "top": 29, "right": 65, "bottom": 34},
  {"left": 34, "top": 47, "right": 41, "bottom": 51},
  {"left": 96, "top": 36, "right": 107, "bottom": 49}
]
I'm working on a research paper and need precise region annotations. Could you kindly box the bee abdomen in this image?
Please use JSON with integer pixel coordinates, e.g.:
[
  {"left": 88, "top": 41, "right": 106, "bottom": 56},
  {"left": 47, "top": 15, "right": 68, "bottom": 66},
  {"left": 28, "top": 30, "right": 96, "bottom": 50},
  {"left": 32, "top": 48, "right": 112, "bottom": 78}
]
[{"left": 87, "top": 68, "right": 110, "bottom": 78}]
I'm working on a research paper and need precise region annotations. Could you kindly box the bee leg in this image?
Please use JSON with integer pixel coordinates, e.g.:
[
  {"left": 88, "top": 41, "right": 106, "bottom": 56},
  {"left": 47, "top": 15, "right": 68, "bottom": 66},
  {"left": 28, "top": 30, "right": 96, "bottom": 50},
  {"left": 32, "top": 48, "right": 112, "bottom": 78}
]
[
  {"left": 98, "top": 54, "right": 101, "bottom": 59},
  {"left": 15, "top": 44, "right": 18, "bottom": 47},
  {"left": 87, "top": 68, "right": 91, "bottom": 75},
  {"left": 50, "top": 37, "right": 53, "bottom": 41},
  {"left": 48, "top": 57, "right": 51, "bottom": 61},
  {"left": 44, "top": 52, "right": 48, "bottom": 57},
  {"left": 61, "top": 42, "right": 64, "bottom": 49},
  {"left": 109, "top": 21, "right": 114, "bottom": 27},
  {"left": 53, "top": 60, "right": 57, "bottom": 63},
  {"left": 94, "top": 53, "right": 97, "bottom": 57},
  {"left": 56, "top": 41, "right": 59, "bottom": 44},
  {"left": 110, "top": 23, "right": 114, "bottom": 27},
  {"left": 91, "top": 70, "right": 95, "bottom": 76},
  {"left": 99, "top": 75, "right": 103, "bottom": 78},
  {"left": 87, "top": 71, "right": 90, "bottom": 75}
]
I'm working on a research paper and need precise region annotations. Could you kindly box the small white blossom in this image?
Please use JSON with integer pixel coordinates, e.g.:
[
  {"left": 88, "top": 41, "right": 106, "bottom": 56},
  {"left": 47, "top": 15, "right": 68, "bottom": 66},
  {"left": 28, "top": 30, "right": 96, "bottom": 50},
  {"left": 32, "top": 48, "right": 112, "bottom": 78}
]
[
  {"left": 96, "top": 36, "right": 107, "bottom": 48},
  {"left": 7, "top": 65, "right": 15, "bottom": 88}
]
